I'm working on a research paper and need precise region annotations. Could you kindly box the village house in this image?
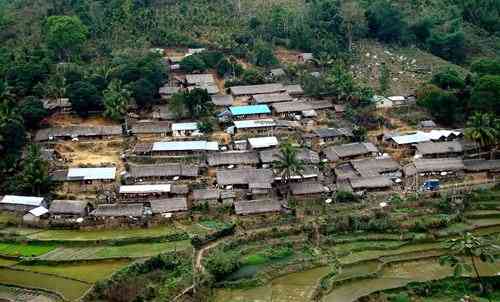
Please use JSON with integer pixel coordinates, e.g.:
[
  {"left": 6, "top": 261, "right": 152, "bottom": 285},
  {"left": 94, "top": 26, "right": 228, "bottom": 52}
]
[
  {"left": 49, "top": 200, "right": 94, "bottom": 219},
  {"left": 464, "top": 159, "right": 500, "bottom": 180},
  {"left": 207, "top": 151, "right": 260, "bottom": 168},
  {"left": 373, "top": 95, "right": 393, "bottom": 109},
  {"left": 415, "top": 141, "right": 468, "bottom": 159},
  {"left": 129, "top": 121, "right": 171, "bottom": 137},
  {"left": 388, "top": 96, "right": 408, "bottom": 106},
  {"left": 233, "top": 119, "right": 276, "bottom": 136},
  {"left": 259, "top": 148, "right": 320, "bottom": 166},
  {"left": 271, "top": 100, "right": 333, "bottom": 119},
  {"left": 91, "top": 203, "right": 145, "bottom": 219},
  {"left": 124, "top": 163, "right": 199, "bottom": 183},
  {"left": 185, "top": 74, "right": 216, "bottom": 86},
  {"left": 23, "top": 206, "right": 49, "bottom": 224},
  {"left": 172, "top": 122, "right": 200, "bottom": 137},
  {"left": 351, "top": 158, "right": 402, "bottom": 179},
  {"left": 211, "top": 95, "right": 234, "bottom": 107},
  {"left": 216, "top": 168, "right": 274, "bottom": 190},
  {"left": 229, "top": 84, "right": 285, "bottom": 96},
  {"left": 323, "top": 142, "right": 379, "bottom": 162},
  {"left": 274, "top": 165, "right": 321, "bottom": 183},
  {"left": 188, "top": 84, "right": 220, "bottom": 95},
  {"left": 149, "top": 197, "right": 188, "bottom": 216},
  {"left": 349, "top": 176, "right": 394, "bottom": 193},
  {"left": 289, "top": 181, "right": 328, "bottom": 200},
  {"left": 248, "top": 136, "right": 279, "bottom": 150},
  {"left": 386, "top": 130, "right": 462, "bottom": 149},
  {"left": 284, "top": 84, "right": 304, "bottom": 96},
  {"left": 57, "top": 167, "right": 116, "bottom": 192},
  {"left": 334, "top": 162, "right": 362, "bottom": 181},
  {"left": 334, "top": 104, "right": 346, "bottom": 117},
  {"left": 119, "top": 184, "right": 174, "bottom": 200},
  {"left": 228, "top": 105, "right": 272, "bottom": 120},
  {"left": 419, "top": 120, "right": 437, "bottom": 129},
  {"left": 234, "top": 199, "right": 282, "bottom": 215},
  {"left": 135, "top": 141, "right": 219, "bottom": 156},
  {"left": 159, "top": 85, "right": 181, "bottom": 100},
  {"left": 252, "top": 93, "right": 293, "bottom": 105},
  {"left": 309, "top": 127, "right": 354, "bottom": 146},
  {"left": 192, "top": 189, "right": 221, "bottom": 207},
  {"left": 35, "top": 125, "right": 123, "bottom": 142},
  {"left": 153, "top": 104, "right": 178, "bottom": 120},
  {"left": 0, "top": 195, "right": 46, "bottom": 212},
  {"left": 404, "top": 158, "right": 465, "bottom": 187}
]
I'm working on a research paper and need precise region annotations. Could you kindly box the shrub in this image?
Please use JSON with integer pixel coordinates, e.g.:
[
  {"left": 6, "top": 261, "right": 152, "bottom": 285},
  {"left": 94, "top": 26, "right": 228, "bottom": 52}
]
[
  {"left": 204, "top": 250, "right": 241, "bottom": 281},
  {"left": 336, "top": 191, "right": 358, "bottom": 203}
]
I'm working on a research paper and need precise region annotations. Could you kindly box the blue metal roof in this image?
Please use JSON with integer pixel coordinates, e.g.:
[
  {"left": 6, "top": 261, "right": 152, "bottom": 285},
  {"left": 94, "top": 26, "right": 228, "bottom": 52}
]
[{"left": 229, "top": 105, "right": 271, "bottom": 116}]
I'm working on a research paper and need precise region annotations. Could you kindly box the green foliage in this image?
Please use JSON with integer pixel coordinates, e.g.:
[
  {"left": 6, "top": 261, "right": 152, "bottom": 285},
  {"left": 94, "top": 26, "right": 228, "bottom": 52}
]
[
  {"left": 67, "top": 80, "right": 101, "bottom": 116},
  {"left": 431, "top": 69, "right": 465, "bottom": 90},
  {"left": 464, "top": 112, "right": 499, "bottom": 148},
  {"left": 14, "top": 144, "right": 51, "bottom": 195},
  {"left": 180, "top": 55, "right": 207, "bottom": 73},
  {"left": 0, "top": 99, "right": 25, "bottom": 171},
  {"left": 184, "top": 88, "right": 214, "bottom": 118},
  {"left": 471, "top": 58, "right": 500, "bottom": 76},
  {"left": 335, "top": 191, "right": 358, "bottom": 203},
  {"left": 273, "top": 141, "right": 305, "bottom": 184},
  {"left": 216, "top": 58, "right": 244, "bottom": 77},
  {"left": 426, "top": 22, "right": 466, "bottom": 63},
  {"left": 417, "top": 87, "right": 464, "bottom": 125},
  {"left": 470, "top": 75, "right": 500, "bottom": 115},
  {"left": 391, "top": 293, "right": 410, "bottom": 302},
  {"left": 204, "top": 250, "right": 241, "bottom": 281},
  {"left": 18, "top": 96, "right": 48, "bottom": 129},
  {"left": 103, "top": 79, "right": 131, "bottom": 121},
  {"left": 379, "top": 62, "right": 390, "bottom": 94},
  {"left": 366, "top": 0, "right": 406, "bottom": 43},
  {"left": 197, "top": 118, "right": 216, "bottom": 134},
  {"left": 45, "top": 15, "right": 88, "bottom": 61},
  {"left": 251, "top": 40, "right": 278, "bottom": 67},
  {"left": 131, "top": 79, "right": 155, "bottom": 109}
]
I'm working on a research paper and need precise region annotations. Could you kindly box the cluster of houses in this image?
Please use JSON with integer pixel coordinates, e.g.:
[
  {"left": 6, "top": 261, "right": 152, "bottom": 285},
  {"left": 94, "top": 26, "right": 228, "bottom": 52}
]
[{"left": 4, "top": 49, "right": 499, "bottom": 225}]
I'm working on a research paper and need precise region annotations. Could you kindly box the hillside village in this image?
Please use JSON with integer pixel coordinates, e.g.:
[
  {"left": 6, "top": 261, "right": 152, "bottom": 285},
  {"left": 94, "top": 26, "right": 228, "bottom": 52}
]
[{"left": 2, "top": 48, "right": 498, "bottom": 224}]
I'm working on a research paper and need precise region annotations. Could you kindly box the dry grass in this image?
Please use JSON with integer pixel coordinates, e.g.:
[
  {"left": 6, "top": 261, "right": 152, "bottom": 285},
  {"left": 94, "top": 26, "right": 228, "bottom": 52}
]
[{"left": 45, "top": 114, "right": 117, "bottom": 127}]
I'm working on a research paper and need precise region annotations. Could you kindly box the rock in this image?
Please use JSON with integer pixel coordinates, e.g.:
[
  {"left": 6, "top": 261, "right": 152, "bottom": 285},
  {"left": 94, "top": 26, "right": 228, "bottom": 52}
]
[{"left": 366, "top": 52, "right": 371, "bottom": 57}]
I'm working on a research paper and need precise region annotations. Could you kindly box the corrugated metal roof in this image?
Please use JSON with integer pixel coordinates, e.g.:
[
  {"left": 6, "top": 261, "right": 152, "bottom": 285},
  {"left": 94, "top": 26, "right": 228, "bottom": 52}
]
[
  {"left": 391, "top": 130, "right": 462, "bottom": 145},
  {"left": 119, "top": 184, "right": 172, "bottom": 194},
  {"left": 1, "top": 195, "right": 44, "bottom": 206},
  {"left": 152, "top": 141, "right": 219, "bottom": 152},
  {"left": 67, "top": 167, "right": 116, "bottom": 180},
  {"left": 230, "top": 105, "right": 271, "bottom": 116},
  {"left": 229, "top": 83, "right": 285, "bottom": 96},
  {"left": 172, "top": 122, "right": 198, "bottom": 131},
  {"left": 28, "top": 206, "right": 49, "bottom": 217},
  {"left": 248, "top": 137, "right": 279, "bottom": 149},
  {"left": 233, "top": 119, "right": 276, "bottom": 129}
]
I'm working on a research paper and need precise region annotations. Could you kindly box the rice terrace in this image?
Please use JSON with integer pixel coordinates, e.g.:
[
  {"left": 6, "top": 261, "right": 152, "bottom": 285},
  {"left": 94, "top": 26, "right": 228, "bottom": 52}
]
[{"left": 0, "top": 0, "right": 500, "bottom": 301}]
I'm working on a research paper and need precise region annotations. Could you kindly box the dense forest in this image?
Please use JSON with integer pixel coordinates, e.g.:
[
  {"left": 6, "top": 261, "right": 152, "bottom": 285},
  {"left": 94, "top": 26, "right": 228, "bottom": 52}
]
[{"left": 0, "top": 0, "right": 499, "bottom": 194}]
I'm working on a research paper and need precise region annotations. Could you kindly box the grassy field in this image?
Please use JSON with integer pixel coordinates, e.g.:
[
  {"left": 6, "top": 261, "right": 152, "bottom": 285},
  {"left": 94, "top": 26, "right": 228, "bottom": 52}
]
[
  {"left": 28, "top": 225, "right": 182, "bottom": 241},
  {"left": 37, "top": 240, "right": 191, "bottom": 261},
  {"left": 0, "top": 242, "right": 56, "bottom": 257},
  {"left": 15, "top": 260, "right": 131, "bottom": 283}
]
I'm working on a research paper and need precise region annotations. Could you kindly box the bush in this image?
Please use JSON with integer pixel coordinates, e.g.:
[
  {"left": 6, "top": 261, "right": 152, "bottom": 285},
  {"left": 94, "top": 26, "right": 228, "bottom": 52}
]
[
  {"left": 180, "top": 55, "right": 207, "bottom": 73},
  {"left": 204, "top": 250, "right": 241, "bottom": 281},
  {"left": 335, "top": 191, "right": 358, "bottom": 203}
]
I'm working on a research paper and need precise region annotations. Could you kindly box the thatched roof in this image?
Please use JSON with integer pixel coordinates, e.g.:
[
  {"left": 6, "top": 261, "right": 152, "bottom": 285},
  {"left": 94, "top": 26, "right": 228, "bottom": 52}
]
[
  {"left": 290, "top": 181, "right": 327, "bottom": 195},
  {"left": 272, "top": 100, "right": 312, "bottom": 113},
  {"left": 150, "top": 198, "right": 188, "bottom": 214},
  {"left": 352, "top": 158, "right": 400, "bottom": 177},
  {"left": 192, "top": 189, "right": 220, "bottom": 201},
  {"left": 464, "top": 159, "right": 500, "bottom": 172},
  {"left": 35, "top": 126, "right": 122, "bottom": 141},
  {"left": 130, "top": 121, "right": 170, "bottom": 134},
  {"left": 253, "top": 93, "right": 293, "bottom": 104},
  {"left": 284, "top": 84, "right": 304, "bottom": 95},
  {"left": 91, "top": 204, "right": 144, "bottom": 217},
  {"left": 416, "top": 141, "right": 465, "bottom": 155},
  {"left": 185, "top": 74, "right": 215, "bottom": 85},
  {"left": 234, "top": 199, "right": 282, "bottom": 215},
  {"left": 350, "top": 176, "right": 393, "bottom": 190},
  {"left": 229, "top": 84, "right": 285, "bottom": 96},
  {"left": 133, "top": 143, "right": 153, "bottom": 154},
  {"left": 259, "top": 148, "right": 320, "bottom": 164},
  {"left": 211, "top": 95, "right": 234, "bottom": 106},
  {"left": 127, "top": 163, "right": 199, "bottom": 178},
  {"left": 49, "top": 200, "right": 89, "bottom": 215},
  {"left": 171, "top": 184, "right": 189, "bottom": 195},
  {"left": 334, "top": 163, "right": 359, "bottom": 180},
  {"left": 313, "top": 128, "right": 353, "bottom": 139},
  {"left": 207, "top": 151, "right": 260, "bottom": 166},
  {"left": 414, "top": 158, "right": 465, "bottom": 173},
  {"left": 216, "top": 168, "right": 274, "bottom": 186},
  {"left": 324, "top": 142, "right": 378, "bottom": 161}
]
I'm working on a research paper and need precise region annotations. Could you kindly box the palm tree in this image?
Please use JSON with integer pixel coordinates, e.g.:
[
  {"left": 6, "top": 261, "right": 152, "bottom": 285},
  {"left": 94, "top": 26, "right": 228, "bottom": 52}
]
[
  {"left": 274, "top": 141, "right": 305, "bottom": 187},
  {"left": 103, "top": 79, "right": 131, "bottom": 122},
  {"left": 464, "top": 113, "right": 499, "bottom": 158},
  {"left": 439, "top": 233, "right": 498, "bottom": 300}
]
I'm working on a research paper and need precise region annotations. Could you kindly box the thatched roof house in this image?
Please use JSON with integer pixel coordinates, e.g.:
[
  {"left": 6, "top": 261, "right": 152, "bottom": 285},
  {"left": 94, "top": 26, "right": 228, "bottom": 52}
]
[
  {"left": 49, "top": 200, "right": 92, "bottom": 216},
  {"left": 253, "top": 93, "right": 293, "bottom": 104},
  {"left": 259, "top": 148, "right": 320, "bottom": 164},
  {"left": 91, "top": 204, "right": 144, "bottom": 217},
  {"left": 415, "top": 141, "right": 465, "bottom": 157},
  {"left": 229, "top": 84, "right": 285, "bottom": 96},
  {"left": 324, "top": 142, "right": 378, "bottom": 161},
  {"left": 350, "top": 176, "right": 393, "bottom": 190},
  {"left": 351, "top": 158, "right": 401, "bottom": 177},
  {"left": 35, "top": 126, "right": 122, "bottom": 141},
  {"left": 234, "top": 199, "right": 282, "bottom": 215},
  {"left": 211, "top": 95, "right": 234, "bottom": 107},
  {"left": 464, "top": 159, "right": 500, "bottom": 172},
  {"left": 207, "top": 151, "right": 260, "bottom": 167},
  {"left": 126, "top": 163, "right": 199, "bottom": 179},
  {"left": 129, "top": 121, "right": 171, "bottom": 135},
  {"left": 216, "top": 168, "right": 274, "bottom": 186},
  {"left": 290, "top": 181, "right": 327, "bottom": 196},
  {"left": 150, "top": 198, "right": 188, "bottom": 214},
  {"left": 413, "top": 158, "right": 465, "bottom": 174}
]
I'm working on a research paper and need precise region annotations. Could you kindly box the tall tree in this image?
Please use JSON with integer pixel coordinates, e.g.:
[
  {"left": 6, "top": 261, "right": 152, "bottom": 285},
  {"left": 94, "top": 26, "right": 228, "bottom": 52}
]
[
  {"left": 45, "top": 15, "right": 89, "bottom": 61},
  {"left": 15, "top": 144, "right": 51, "bottom": 196},
  {"left": 274, "top": 141, "right": 304, "bottom": 185},
  {"left": 103, "top": 80, "right": 131, "bottom": 121},
  {"left": 440, "top": 233, "right": 497, "bottom": 300},
  {"left": 341, "top": 0, "right": 365, "bottom": 52},
  {"left": 464, "top": 113, "right": 499, "bottom": 158}
]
